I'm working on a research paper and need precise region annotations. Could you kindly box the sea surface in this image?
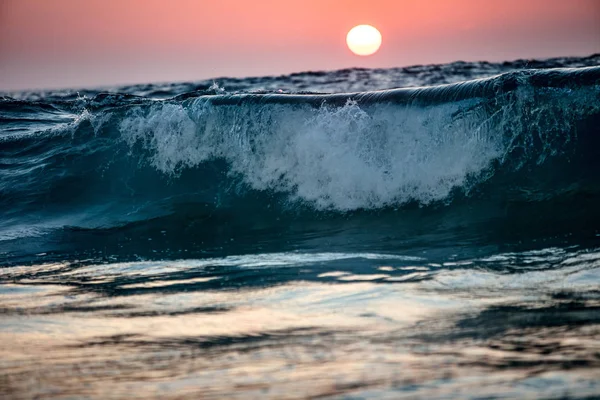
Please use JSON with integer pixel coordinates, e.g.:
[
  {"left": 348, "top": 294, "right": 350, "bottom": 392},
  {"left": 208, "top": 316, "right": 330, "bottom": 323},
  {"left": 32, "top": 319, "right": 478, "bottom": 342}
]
[{"left": 1, "top": 55, "right": 600, "bottom": 399}]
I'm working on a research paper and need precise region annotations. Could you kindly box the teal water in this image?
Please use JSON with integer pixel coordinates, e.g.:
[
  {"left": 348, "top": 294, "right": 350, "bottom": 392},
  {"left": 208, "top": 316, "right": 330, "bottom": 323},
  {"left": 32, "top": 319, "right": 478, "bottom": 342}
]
[{"left": 1, "top": 55, "right": 600, "bottom": 399}]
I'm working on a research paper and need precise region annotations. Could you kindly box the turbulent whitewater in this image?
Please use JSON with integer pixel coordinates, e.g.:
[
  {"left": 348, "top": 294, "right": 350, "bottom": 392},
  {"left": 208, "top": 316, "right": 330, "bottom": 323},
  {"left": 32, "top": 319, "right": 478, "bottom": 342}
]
[{"left": 1, "top": 55, "right": 600, "bottom": 399}]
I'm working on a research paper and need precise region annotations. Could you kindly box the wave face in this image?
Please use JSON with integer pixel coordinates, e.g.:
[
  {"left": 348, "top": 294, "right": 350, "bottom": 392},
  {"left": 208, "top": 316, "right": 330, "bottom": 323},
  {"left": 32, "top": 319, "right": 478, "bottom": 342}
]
[{"left": 1, "top": 55, "right": 600, "bottom": 262}]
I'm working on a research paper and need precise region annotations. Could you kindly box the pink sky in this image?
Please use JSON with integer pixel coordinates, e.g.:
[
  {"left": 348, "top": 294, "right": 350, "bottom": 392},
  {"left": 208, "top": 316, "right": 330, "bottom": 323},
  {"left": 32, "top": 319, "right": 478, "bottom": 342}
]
[{"left": 1, "top": 0, "right": 599, "bottom": 91}]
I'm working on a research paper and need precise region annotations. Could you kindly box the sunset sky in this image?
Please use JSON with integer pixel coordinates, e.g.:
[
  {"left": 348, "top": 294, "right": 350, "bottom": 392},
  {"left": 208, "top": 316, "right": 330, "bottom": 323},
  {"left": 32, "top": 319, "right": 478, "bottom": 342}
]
[{"left": 1, "top": 0, "right": 599, "bottom": 91}]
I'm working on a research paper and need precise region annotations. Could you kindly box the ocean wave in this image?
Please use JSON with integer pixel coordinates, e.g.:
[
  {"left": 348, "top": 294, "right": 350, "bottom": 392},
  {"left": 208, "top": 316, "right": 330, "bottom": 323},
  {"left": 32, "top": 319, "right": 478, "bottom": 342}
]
[
  {"left": 111, "top": 66, "right": 600, "bottom": 209},
  {"left": 0, "top": 66, "right": 599, "bottom": 241}
]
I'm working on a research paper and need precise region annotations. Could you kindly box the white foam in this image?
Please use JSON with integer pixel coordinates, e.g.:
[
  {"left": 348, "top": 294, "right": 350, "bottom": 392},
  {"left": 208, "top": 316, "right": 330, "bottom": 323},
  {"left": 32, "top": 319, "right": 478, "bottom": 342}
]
[
  {"left": 118, "top": 97, "right": 507, "bottom": 211},
  {"left": 117, "top": 84, "right": 600, "bottom": 212}
]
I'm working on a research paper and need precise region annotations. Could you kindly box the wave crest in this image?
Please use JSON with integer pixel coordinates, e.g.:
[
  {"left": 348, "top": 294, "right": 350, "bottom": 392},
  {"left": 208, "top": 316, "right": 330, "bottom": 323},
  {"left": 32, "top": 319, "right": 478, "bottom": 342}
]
[{"left": 117, "top": 67, "right": 600, "bottom": 210}]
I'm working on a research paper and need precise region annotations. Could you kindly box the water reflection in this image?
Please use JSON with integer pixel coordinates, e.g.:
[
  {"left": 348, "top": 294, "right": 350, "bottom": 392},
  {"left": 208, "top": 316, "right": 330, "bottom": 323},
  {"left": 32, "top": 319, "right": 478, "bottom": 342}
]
[{"left": 1, "top": 249, "right": 599, "bottom": 398}]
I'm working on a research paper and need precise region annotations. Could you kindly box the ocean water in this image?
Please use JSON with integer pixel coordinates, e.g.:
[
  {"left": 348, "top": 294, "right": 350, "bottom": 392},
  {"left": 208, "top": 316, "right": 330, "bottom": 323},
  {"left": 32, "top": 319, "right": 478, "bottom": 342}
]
[{"left": 1, "top": 55, "right": 600, "bottom": 399}]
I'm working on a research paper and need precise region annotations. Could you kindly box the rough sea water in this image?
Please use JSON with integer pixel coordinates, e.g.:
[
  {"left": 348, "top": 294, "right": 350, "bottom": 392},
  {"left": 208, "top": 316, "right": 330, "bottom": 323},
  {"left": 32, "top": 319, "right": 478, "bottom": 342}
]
[{"left": 1, "top": 54, "right": 600, "bottom": 399}]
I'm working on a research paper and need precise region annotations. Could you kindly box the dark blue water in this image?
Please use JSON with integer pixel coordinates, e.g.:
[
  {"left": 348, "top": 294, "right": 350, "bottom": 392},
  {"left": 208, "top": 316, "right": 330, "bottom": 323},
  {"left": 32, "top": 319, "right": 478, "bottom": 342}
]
[{"left": 1, "top": 55, "right": 600, "bottom": 399}]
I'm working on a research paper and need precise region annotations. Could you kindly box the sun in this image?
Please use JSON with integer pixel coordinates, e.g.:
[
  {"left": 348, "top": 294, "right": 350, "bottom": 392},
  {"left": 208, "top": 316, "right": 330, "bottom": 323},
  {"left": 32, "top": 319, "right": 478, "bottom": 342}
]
[{"left": 346, "top": 25, "right": 382, "bottom": 56}]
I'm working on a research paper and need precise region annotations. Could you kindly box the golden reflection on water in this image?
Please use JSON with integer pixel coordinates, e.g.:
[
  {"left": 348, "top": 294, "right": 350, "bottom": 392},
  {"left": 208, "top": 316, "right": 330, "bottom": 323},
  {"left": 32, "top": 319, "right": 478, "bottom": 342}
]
[{"left": 1, "top": 256, "right": 600, "bottom": 399}]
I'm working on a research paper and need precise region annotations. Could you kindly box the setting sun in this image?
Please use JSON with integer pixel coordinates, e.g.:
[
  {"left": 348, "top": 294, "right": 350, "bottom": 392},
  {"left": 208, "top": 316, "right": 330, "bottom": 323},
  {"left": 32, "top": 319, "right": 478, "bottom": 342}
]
[{"left": 346, "top": 25, "right": 382, "bottom": 56}]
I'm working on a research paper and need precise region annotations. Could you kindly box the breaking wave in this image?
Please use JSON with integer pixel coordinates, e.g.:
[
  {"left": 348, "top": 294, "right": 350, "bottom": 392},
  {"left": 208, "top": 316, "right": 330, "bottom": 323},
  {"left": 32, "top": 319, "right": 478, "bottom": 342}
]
[{"left": 1, "top": 65, "right": 599, "bottom": 244}]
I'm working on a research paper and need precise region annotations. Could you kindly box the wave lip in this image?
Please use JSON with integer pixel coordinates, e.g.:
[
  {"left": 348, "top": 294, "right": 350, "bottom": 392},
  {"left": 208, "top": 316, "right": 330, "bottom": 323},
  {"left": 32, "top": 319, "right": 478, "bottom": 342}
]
[{"left": 202, "top": 65, "right": 600, "bottom": 107}]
